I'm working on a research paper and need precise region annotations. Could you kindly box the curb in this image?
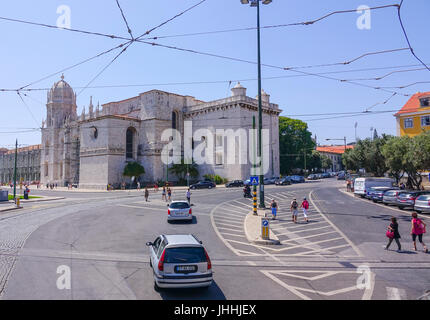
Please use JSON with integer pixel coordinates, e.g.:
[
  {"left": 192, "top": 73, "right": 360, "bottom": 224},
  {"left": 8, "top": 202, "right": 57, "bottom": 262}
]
[
  {"left": 244, "top": 211, "right": 280, "bottom": 245},
  {"left": 0, "top": 206, "right": 23, "bottom": 213}
]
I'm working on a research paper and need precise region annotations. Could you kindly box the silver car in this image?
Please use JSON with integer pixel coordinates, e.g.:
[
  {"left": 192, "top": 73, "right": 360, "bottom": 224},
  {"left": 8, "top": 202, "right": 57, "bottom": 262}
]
[
  {"left": 146, "top": 234, "right": 213, "bottom": 289},
  {"left": 383, "top": 190, "right": 408, "bottom": 206},
  {"left": 167, "top": 201, "right": 192, "bottom": 222},
  {"left": 414, "top": 194, "right": 430, "bottom": 213}
]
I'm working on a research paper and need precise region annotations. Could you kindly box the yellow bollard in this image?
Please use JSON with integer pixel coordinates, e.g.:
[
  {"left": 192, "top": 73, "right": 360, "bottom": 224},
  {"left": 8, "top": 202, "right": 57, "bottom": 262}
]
[{"left": 16, "top": 197, "right": 20, "bottom": 208}]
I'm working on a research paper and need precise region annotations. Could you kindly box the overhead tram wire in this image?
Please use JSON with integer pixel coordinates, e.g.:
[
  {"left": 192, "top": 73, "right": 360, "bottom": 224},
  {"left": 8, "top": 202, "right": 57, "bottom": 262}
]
[
  {"left": 380, "top": 81, "right": 430, "bottom": 89},
  {"left": 115, "top": 0, "right": 134, "bottom": 39},
  {"left": 133, "top": 40, "right": 414, "bottom": 97},
  {"left": 133, "top": 0, "right": 208, "bottom": 41},
  {"left": 0, "top": 15, "right": 131, "bottom": 42},
  {"left": 140, "top": 4, "right": 400, "bottom": 40},
  {"left": 338, "top": 67, "right": 427, "bottom": 82},
  {"left": 76, "top": 0, "right": 209, "bottom": 96},
  {"left": 17, "top": 41, "right": 132, "bottom": 91},
  {"left": 77, "top": 41, "right": 133, "bottom": 96},
  {"left": 16, "top": 92, "right": 40, "bottom": 127},
  {"left": 14, "top": 0, "right": 208, "bottom": 96},
  {"left": 1, "top": 62, "right": 428, "bottom": 93},
  {"left": 397, "top": 0, "right": 430, "bottom": 72}
]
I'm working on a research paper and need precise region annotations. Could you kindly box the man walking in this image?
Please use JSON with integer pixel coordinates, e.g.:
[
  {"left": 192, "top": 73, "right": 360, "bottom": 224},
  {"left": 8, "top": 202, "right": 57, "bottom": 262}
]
[
  {"left": 300, "top": 197, "right": 310, "bottom": 223},
  {"left": 186, "top": 188, "right": 191, "bottom": 205},
  {"left": 144, "top": 187, "right": 149, "bottom": 202},
  {"left": 290, "top": 198, "right": 299, "bottom": 223},
  {"left": 271, "top": 199, "right": 278, "bottom": 220}
]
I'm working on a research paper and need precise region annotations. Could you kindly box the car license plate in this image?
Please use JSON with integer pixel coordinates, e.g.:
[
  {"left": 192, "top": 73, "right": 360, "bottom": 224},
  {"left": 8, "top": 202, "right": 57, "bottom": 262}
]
[{"left": 175, "top": 265, "right": 197, "bottom": 273}]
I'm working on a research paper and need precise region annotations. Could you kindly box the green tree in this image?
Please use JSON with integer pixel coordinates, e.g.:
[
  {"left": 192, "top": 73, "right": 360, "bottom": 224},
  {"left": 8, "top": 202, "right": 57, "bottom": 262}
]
[
  {"left": 381, "top": 132, "right": 430, "bottom": 189},
  {"left": 381, "top": 136, "right": 408, "bottom": 184},
  {"left": 169, "top": 160, "right": 199, "bottom": 182},
  {"left": 279, "top": 117, "right": 315, "bottom": 174},
  {"left": 342, "top": 148, "right": 360, "bottom": 172},
  {"left": 346, "top": 135, "right": 391, "bottom": 176},
  {"left": 123, "top": 162, "right": 145, "bottom": 179},
  {"left": 307, "top": 150, "right": 322, "bottom": 172}
]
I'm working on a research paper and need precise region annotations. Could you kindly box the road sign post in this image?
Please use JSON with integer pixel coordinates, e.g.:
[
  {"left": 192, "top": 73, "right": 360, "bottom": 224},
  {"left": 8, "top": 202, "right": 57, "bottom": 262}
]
[
  {"left": 251, "top": 176, "right": 259, "bottom": 215},
  {"left": 261, "top": 217, "right": 269, "bottom": 240}
]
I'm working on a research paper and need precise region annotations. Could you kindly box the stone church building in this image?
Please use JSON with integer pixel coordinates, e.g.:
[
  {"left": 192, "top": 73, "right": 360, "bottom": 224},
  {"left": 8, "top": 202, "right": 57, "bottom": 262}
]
[{"left": 40, "top": 76, "right": 281, "bottom": 189}]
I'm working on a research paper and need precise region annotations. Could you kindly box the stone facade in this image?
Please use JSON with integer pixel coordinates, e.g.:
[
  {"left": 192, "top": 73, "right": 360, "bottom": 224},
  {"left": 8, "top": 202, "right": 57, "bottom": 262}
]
[
  {"left": 0, "top": 145, "right": 41, "bottom": 184},
  {"left": 29, "top": 77, "right": 281, "bottom": 189}
]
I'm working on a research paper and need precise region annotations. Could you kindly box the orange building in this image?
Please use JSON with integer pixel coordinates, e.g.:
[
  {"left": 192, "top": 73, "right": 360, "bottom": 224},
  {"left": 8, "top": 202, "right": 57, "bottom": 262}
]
[
  {"left": 395, "top": 91, "right": 430, "bottom": 137},
  {"left": 316, "top": 145, "right": 354, "bottom": 172}
]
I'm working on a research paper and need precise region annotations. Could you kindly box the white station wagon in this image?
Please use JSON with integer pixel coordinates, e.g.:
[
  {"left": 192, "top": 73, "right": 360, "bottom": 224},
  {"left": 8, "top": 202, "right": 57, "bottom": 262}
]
[
  {"left": 146, "top": 234, "right": 213, "bottom": 289},
  {"left": 167, "top": 201, "right": 193, "bottom": 222}
]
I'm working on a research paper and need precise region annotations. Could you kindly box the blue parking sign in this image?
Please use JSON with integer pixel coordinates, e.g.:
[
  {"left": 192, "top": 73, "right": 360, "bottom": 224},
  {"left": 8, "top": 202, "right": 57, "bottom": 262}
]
[{"left": 250, "top": 176, "right": 259, "bottom": 185}]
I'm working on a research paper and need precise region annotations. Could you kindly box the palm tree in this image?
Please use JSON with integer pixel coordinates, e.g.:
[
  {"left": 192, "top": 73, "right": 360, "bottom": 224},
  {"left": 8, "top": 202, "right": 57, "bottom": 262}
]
[{"left": 169, "top": 159, "right": 199, "bottom": 182}]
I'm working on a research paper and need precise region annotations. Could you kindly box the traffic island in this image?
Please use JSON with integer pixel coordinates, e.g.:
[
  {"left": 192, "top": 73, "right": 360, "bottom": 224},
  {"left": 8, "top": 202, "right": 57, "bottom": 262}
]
[{"left": 244, "top": 209, "right": 280, "bottom": 245}]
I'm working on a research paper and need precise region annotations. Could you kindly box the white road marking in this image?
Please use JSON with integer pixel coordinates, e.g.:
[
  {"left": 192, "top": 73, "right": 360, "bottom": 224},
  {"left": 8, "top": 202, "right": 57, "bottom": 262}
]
[
  {"left": 386, "top": 287, "right": 407, "bottom": 300},
  {"left": 276, "top": 225, "right": 331, "bottom": 235},
  {"left": 217, "top": 226, "right": 244, "bottom": 233},
  {"left": 215, "top": 221, "right": 243, "bottom": 228},
  {"left": 261, "top": 269, "right": 375, "bottom": 300},
  {"left": 280, "top": 231, "right": 338, "bottom": 244},
  {"left": 309, "top": 191, "right": 363, "bottom": 257}
]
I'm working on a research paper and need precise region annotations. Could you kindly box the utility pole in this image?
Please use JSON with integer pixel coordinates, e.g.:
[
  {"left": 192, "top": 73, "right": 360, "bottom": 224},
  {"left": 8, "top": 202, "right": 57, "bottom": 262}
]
[
  {"left": 256, "top": 0, "right": 265, "bottom": 208},
  {"left": 304, "top": 150, "right": 307, "bottom": 174},
  {"left": 240, "top": 0, "right": 272, "bottom": 208},
  {"left": 253, "top": 115, "right": 257, "bottom": 215},
  {"left": 13, "top": 139, "right": 17, "bottom": 201}
]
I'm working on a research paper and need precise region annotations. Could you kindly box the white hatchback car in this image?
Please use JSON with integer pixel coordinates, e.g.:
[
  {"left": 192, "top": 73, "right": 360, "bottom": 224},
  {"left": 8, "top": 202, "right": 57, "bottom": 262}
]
[
  {"left": 167, "top": 201, "right": 192, "bottom": 222},
  {"left": 146, "top": 234, "right": 213, "bottom": 289}
]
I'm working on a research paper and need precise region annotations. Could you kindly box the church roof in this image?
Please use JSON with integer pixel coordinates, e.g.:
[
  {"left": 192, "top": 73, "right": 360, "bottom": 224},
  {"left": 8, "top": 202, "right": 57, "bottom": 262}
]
[{"left": 48, "top": 74, "right": 75, "bottom": 102}]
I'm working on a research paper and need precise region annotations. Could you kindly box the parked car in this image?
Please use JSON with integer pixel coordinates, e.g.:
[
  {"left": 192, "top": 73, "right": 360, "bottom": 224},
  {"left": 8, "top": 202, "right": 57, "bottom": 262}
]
[
  {"left": 275, "top": 177, "right": 291, "bottom": 185},
  {"left": 354, "top": 178, "right": 395, "bottom": 198},
  {"left": 167, "top": 201, "right": 192, "bottom": 222},
  {"left": 321, "top": 172, "right": 331, "bottom": 179},
  {"left": 396, "top": 191, "right": 430, "bottom": 210},
  {"left": 190, "top": 181, "right": 216, "bottom": 189},
  {"left": 307, "top": 174, "right": 319, "bottom": 180},
  {"left": 225, "top": 180, "right": 244, "bottom": 188},
  {"left": 414, "top": 194, "right": 430, "bottom": 213},
  {"left": 146, "top": 234, "right": 212, "bottom": 289},
  {"left": 383, "top": 190, "right": 409, "bottom": 206},
  {"left": 290, "top": 175, "right": 305, "bottom": 183},
  {"left": 337, "top": 172, "right": 346, "bottom": 180},
  {"left": 263, "top": 177, "right": 277, "bottom": 185},
  {"left": 370, "top": 187, "right": 400, "bottom": 203}
]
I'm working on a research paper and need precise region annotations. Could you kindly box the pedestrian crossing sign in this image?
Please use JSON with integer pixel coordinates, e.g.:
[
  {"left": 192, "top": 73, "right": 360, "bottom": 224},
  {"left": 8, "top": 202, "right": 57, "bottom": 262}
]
[{"left": 250, "top": 176, "right": 259, "bottom": 186}]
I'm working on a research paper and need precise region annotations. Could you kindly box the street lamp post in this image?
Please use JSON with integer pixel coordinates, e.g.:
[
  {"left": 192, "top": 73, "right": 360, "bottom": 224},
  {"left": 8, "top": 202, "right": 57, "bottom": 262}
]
[{"left": 241, "top": 0, "right": 272, "bottom": 208}]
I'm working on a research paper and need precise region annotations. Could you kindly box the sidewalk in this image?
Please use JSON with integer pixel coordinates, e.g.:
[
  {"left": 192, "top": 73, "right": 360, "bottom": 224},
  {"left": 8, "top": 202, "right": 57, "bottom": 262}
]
[
  {"left": 244, "top": 209, "right": 280, "bottom": 245},
  {"left": 24, "top": 184, "right": 226, "bottom": 193},
  {"left": 0, "top": 196, "right": 65, "bottom": 213}
]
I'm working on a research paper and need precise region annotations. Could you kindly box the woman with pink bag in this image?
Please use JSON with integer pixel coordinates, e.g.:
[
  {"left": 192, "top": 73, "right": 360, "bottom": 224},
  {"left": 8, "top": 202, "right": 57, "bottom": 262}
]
[
  {"left": 411, "top": 212, "right": 428, "bottom": 253},
  {"left": 385, "top": 217, "right": 401, "bottom": 251}
]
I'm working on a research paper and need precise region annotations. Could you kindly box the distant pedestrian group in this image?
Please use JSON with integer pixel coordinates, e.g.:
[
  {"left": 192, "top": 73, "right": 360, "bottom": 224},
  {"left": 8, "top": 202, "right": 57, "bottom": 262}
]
[
  {"left": 385, "top": 212, "right": 427, "bottom": 253},
  {"left": 290, "top": 198, "right": 310, "bottom": 223}
]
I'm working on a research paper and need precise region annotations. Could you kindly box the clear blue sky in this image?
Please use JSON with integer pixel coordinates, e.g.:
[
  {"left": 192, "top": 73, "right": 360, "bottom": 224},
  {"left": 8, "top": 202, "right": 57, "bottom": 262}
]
[{"left": 0, "top": 0, "right": 429, "bottom": 148}]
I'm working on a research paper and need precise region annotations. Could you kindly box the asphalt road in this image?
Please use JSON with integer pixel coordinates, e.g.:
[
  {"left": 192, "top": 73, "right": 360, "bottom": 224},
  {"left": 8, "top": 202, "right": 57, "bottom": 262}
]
[{"left": 0, "top": 180, "right": 429, "bottom": 300}]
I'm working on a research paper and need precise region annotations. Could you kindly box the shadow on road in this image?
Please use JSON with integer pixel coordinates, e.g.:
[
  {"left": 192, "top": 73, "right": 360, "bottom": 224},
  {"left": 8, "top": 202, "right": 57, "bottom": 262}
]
[
  {"left": 157, "top": 281, "right": 226, "bottom": 300},
  {"left": 168, "top": 216, "right": 198, "bottom": 225}
]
